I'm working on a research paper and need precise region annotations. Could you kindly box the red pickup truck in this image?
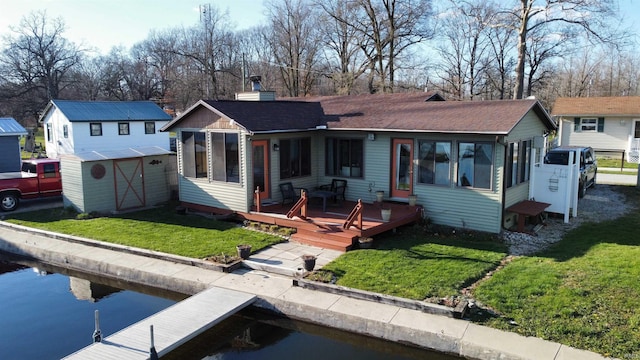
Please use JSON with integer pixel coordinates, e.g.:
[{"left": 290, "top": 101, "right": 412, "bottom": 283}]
[{"left": 0, "top": 159, "right": 62, "bottom": 211}]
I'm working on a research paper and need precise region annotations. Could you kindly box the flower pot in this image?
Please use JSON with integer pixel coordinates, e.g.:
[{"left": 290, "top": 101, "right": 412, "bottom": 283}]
[
  {"left": 381, "top": 209, "right": 391, "bottom": 222},
  {"left": 408, "top": 194, "right": 417, "bottom": 206},
  {"left": 358, "top": 237, "right": 374, "bottom": 249},
  {"left": 375, "top": 191, "right": 384, "bottom": 202},
  {"left": 236, "top": 244, "right": 252, "bottom": 260},
  {"left": 302, "top": 255, "right": 317, "bottom": 271}
]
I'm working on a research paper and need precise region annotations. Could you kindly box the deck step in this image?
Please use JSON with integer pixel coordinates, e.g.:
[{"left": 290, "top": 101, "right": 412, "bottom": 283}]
[{"left": 290, "top": 231, "right": 355, "bottom": 252}]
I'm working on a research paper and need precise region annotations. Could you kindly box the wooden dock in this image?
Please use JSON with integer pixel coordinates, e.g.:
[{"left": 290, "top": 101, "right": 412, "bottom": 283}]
[{"left": 63, "top": 287, "right": 255, "bottom": 359}]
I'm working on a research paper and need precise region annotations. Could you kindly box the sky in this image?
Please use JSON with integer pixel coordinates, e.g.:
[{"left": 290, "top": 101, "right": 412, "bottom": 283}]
[
  {"left": 0, "top": 0, "right": 268, "bottom": 54},
  {"left": 0, "top": 0, "right": 638, "bottom": 56}
]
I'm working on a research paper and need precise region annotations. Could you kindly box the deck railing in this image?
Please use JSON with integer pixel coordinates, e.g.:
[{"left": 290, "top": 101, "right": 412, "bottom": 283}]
[
  {"left": 342, "top": 199, "right": 363, "bottom": 230},
  {"left": 286, "top": 190, "right": 308, "bottom": 220}
]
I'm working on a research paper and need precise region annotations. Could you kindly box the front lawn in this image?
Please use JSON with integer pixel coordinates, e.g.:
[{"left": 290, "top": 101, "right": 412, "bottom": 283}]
[
  {"left": 321, "top": 226, "right": 507, "bottom": 300},
  {"left": 4, "top": 205, "right": 284, "bottom": 259},
  {"left": 473, "top": 187, "right": 640, "bottom": 358}
]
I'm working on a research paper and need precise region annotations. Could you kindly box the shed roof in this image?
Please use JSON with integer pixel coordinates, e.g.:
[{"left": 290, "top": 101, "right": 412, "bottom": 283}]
[
  {"left": 551, "top": 96, "right": 640, "bottom": 117},
  {"left": 43, "top": 100, "right": 172, "bottom": 122},
  {"left": 62, "top": 146, "right": 173, "bottom": 162},
  {"left": 0, "top": 117, "right": 27, "bottom": 136}
]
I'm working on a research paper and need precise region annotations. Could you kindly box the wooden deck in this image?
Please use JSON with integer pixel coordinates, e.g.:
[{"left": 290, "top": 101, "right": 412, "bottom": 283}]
[
  {"left": 63, "top": 287, "right": 255, "bottom": 359},
  {"left": 238, "top": 199, "right": 423, "bottom": 252}
]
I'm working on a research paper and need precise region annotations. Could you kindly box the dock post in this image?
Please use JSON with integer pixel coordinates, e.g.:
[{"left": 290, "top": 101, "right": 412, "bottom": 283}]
[
  {"left": 150, "top": 325, "right": 159, "bottom": 360},
  {"left": 92, "top": 310, "right": 101, "bottom": 343}
]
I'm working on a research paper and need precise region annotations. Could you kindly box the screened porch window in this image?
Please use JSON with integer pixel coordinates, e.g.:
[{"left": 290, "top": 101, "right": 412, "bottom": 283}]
[
  {"left": 325, "top": 138, "right": 363, "bottom": 178},
  {"left": 506, "top": 140, "right": 531, "bottom": 188},
  {"left": 211, "top": 133, "right": 240, "bottom": 183},
  {"left": 181, "top": 131, "right": 208, "bottom": 178},
  {"left": 280, "top": 138, "right": 311, "bottom": 179},
  {"left": 457, "top": 142, "right": 493, "bottom": 189},
  {"left": 418, "top": 140, "right": 451, "bottom": 185}
]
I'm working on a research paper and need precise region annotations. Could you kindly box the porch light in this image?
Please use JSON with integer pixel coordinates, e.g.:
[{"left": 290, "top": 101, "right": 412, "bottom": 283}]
[
  {"left": 273, "top": 143, "right": 279, "bottom": 151},
  {"left": 367, "top": 133, "right": 375, "bottom": 141}
]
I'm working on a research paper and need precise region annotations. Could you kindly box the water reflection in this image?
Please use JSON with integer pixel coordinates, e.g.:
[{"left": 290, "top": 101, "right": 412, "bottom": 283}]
[{"left": 164, "top": 310, "right": 461, "bottom": 360}]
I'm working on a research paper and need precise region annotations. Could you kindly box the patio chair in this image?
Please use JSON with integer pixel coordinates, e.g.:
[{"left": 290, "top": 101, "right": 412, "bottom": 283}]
[
  {"left": 279, "top": 182, "right": 304, "bottom": 206},
  {"left": 317, "top": 179, "right": 347, "bottom": 203}
]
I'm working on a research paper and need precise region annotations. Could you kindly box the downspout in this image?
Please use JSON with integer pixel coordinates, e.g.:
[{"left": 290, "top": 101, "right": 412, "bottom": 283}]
[{"left": 498, "top": 136, "right": 508, "bottom": 231}]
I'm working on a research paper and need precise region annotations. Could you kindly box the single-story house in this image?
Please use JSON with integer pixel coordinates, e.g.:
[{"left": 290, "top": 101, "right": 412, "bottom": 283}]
[
  {"left": 0, "top": 117, "right": 27, "bottom": 172},
  {"left": 160, "top": 91, "right": 555, "bottom": 248},
  {"left": 39, "top": 100, "right": 173, "bottom": 159},
  {"left": 551, "top": 96, "right": 640, "bottom": 163}
]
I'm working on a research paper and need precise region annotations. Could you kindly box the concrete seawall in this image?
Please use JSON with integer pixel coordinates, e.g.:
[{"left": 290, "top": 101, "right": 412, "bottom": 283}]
[{"left": 0, "top": 221, "right": 614, "bottom": 360}]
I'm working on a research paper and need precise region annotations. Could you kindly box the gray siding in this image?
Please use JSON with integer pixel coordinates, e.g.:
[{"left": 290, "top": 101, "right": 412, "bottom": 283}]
[
  {"left": 60, "top": 157, "right": 85, "bottom": 212},
  {"left": 177, "top": 129, "right": 249, "bottom": 212},
  {"left": 0, "top": 137, "right": 21, "bottom": 172},
  {"left": 81, "top": 161, "right": 117, "bottom": 213},
  {"left": 143, "top": 154, "right": 174, "bottom": 207}
]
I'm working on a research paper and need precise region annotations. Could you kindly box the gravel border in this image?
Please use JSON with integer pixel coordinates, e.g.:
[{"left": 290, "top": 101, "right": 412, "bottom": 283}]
[{"left": 502, "top": 185, "right": 636, "bottom": 256}]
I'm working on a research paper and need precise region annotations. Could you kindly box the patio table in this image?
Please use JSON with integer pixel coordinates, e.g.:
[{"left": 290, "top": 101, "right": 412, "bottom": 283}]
[{"left": 308, "top": 190, "right": 337, "bottom": 212}]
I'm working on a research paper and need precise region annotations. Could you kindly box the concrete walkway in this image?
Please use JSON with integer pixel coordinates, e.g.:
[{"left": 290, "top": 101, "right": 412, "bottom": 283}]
[
  {"left": 597, "top": 168, "right": 638, "bottom": 186},
  {"left": 0, "top": 221, "right": 614, "bottom": 360}
]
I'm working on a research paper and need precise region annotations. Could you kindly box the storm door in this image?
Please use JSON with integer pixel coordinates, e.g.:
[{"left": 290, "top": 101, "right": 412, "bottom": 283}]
[{"left": 391, "top": 138, "right": 413, "bottom": 198}]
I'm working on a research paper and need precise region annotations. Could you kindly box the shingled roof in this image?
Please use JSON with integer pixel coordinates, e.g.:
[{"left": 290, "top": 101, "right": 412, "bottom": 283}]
[
  {"left": 163, "top": 93, "right": 555, "bottom": 135},
  {"left": 300, "top": 93, "right": 555, "bottom": 135},
  {"left": 551, "top": 96, "right": 640, "bottom": 117}
]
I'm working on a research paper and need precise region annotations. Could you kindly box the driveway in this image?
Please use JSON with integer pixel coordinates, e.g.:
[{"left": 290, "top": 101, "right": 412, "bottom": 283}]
[{"left": 1, "top": 196, "right": 63, "bottom": 216}]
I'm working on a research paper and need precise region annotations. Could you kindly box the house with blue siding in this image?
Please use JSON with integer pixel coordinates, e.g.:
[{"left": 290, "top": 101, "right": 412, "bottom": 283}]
[
  {"left": 39, "top": 100, "right": 172, "bottom": 159},
  {"left": 0, "top": 118, "right": 27, "bottom": 173},
  {"left": 161, "top": 92, "right": 555, "bottom": 247}
]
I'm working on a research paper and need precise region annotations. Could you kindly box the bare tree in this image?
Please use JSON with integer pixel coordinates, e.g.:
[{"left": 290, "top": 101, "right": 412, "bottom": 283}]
[
  {"left": 314, "top": 0, "right": 369, "bottom": 95},
  {"left": 0, "top": 10, "right": 83, "bottom": 117},
  {"left": 435, "top": 1, "right": 493, "bottom": 100},
  {"left": 265, "top": 0, "right": 321, "bottom": 97},
  {"left": 494, "top": 0, "right": 620, "bottom": 99}
]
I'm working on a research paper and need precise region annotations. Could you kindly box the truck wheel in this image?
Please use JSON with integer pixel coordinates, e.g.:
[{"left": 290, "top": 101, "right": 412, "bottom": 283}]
[{"left": 1, "top": 193, "right": 19, "bottom": 211}]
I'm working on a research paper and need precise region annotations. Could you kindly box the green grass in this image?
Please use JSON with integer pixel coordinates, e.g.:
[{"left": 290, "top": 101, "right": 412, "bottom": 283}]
[
  {"left": 596, "top": 157, "right": 638, "bottom": 169},
  {"left": 322, "top": 226, "right": 507, "bottom": 300},
  {"left": 4, "top": 205, "right": 284, "bottom": 259},
  {"left": 473, "top": 187, "right": 640, "bottom": 358}
]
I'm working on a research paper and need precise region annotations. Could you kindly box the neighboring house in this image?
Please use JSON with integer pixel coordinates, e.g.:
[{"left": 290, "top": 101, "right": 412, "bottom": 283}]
[
  {"left": 551, "top": 96, "right": 640, "bottom": 163},
  {"left": 0, "top": 118, "right": 27, "bottom": 172},
  {"left": 39, "top": 100, "right": 173, "bottom": 159},
  {"left": 161, "top": 92, "right": 555, "bottom": 235}
]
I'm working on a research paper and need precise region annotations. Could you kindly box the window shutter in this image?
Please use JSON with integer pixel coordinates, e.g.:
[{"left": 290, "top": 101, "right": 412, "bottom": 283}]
[
  {"left": 597, "top": 118, "right": 605, "bottom": 132},
  {"left": 574, "top": 118, "right": 580, "bottom": 132}
]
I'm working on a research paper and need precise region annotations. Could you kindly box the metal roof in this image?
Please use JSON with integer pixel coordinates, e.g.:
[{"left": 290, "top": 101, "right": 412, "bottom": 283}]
[
  {"left": 50, "top": 100, "right": 172, "bottom": 122},
  {"left": 0, "top": 117, "right": 28, "bottom": 136},
  {"left": 63, "top": 146, "right": 174, "bottom": 162}
]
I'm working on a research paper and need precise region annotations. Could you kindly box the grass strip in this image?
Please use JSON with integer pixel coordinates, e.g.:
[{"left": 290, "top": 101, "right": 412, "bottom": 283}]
[{"left": 4, "top": 205, "right": 283, "bottom": 259}]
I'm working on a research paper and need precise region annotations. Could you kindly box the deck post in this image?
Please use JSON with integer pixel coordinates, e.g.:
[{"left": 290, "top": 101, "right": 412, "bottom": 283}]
[
  {"left": 149, "top": 325, "right": 158, "bottom": 360},
  {"left": 254, "top": 186, "right": 261, "bottom": 212},
  {"left": 92, "top": 310, "right": 101, "bottom": 343}
]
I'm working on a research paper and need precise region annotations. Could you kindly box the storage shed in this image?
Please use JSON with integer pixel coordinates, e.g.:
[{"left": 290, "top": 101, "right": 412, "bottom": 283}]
[
  {"left": 0, "top": 118, "right": 27, "bottom": 172},
  {"left": 60, "top": 146, "right": 176, "bottom": 214}
]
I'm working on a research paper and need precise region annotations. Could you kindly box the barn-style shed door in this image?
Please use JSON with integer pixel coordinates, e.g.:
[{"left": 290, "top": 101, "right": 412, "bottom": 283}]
[{"left": 114, "top": 158, "right": 145, "bottom": 211}]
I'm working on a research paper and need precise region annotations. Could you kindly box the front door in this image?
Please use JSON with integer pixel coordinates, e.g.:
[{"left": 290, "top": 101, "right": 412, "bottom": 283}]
[
  {"left": 391, "top": 138, "right": 413, "bottom": 199},
  {"left": 252, "top": 140, "right": 270, "bottom": 201}
]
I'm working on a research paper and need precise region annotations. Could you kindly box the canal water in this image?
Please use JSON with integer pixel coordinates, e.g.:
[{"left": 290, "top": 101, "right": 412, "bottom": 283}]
[{"left": 0, "top": 254, "right": 459, "bottom": 360}]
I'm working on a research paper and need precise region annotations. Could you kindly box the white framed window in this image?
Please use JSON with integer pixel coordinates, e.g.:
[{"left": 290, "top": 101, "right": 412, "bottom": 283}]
[{"left": 580, "top": 118, "right": 597, "bottom": 132}]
